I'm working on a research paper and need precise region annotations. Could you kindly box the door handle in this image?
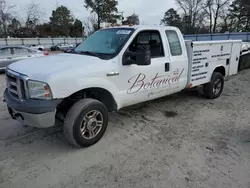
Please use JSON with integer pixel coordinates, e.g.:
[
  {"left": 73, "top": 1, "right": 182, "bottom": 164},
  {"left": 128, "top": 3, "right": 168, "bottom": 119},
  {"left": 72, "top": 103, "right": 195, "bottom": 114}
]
[
  {"left": 107, "top": 72, "right": 119, "bottom": 77},
  {"left": 7, "top": 57, "right": 12, "bottom": 60},
  {"left": 165, "top": 63, "right": 170, "bottom": 72}
]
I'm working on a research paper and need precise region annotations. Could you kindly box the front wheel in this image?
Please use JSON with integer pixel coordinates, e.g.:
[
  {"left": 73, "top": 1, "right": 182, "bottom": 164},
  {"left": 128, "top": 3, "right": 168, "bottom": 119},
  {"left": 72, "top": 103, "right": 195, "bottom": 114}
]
[
  {"left": 63, "top": 99, "right": 108, "bottom": 147},
  {"left": 203, "top": 72, "right": 224, "bottom": 99}
]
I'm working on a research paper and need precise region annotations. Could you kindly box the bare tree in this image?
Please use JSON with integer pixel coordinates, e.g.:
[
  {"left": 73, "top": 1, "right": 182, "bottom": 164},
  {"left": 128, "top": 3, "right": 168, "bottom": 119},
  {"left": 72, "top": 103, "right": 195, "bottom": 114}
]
[
  {"left": 83, "top": 13, "right": 98, "bottom": 36},
  {"left": 0, "top": 0, "right": 15, "bottom": 37},
  {"left": 175, "top": 0, "right": 204, "bottom": 33},
  {"left": 25, "top": 3, "right": 43, "bottom": 27},
  {"left": 203, "top": 0, "right": 231, "bottom": 33},
  {"left": 23, "top": 3, "right": 44, "bottom": 37},
  {"left": 196, "top": 11, "right": 209, "bottom": 33},
  {"left": 218, "top": 8, "right": 232, "bottom": 32},
  {"left": 203, "top": 0, "right": 214, "bottom": 33},
  {"left": 212, "top": 0, "right": 230, "bottom": 33}
]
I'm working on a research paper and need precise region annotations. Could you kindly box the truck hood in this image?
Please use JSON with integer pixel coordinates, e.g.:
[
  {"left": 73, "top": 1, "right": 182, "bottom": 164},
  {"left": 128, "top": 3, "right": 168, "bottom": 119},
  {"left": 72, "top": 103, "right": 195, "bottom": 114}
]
[{"left": 8, "top": 53, "right": 108, "bottom": 80}]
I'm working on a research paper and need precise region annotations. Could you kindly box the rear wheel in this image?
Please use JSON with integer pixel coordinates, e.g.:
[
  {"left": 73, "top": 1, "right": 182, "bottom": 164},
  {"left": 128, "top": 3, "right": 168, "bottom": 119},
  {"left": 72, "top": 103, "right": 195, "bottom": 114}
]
[
  {"left": 63, "top": 99, "right": 108, "bottom": 147},
  {"left": 203, "top": 72, "right": 224, "bottom": 99}
]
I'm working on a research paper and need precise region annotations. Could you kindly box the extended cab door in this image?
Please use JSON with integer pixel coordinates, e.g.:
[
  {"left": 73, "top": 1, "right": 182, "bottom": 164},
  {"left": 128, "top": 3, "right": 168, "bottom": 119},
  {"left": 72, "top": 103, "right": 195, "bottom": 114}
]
[{"left": 163, "top": 29, "right": 189, "bottom": 92}]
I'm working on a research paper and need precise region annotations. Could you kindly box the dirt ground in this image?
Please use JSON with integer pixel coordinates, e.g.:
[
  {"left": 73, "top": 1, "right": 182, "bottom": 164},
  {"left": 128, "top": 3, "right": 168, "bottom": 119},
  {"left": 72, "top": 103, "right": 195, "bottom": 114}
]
[{"left": 1, "top": 69, "right": 250, "bottom": 188}]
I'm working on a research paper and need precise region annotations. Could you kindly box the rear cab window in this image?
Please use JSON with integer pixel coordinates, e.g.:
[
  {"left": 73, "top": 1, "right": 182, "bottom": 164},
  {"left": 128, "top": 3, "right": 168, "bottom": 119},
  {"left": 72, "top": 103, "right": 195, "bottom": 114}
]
[{"left": 165, "top": 30, "right": 182, "bottom": 56}]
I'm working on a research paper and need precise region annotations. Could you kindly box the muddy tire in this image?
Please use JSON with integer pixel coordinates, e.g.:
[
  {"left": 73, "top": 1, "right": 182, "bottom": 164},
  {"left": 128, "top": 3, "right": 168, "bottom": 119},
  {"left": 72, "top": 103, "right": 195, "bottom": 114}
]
[
  {"left": 203, "top": 72, "right": 224, "bottom": 99},
  {"left": 63, "top": 99, "right": 108, "bottom": 147}
]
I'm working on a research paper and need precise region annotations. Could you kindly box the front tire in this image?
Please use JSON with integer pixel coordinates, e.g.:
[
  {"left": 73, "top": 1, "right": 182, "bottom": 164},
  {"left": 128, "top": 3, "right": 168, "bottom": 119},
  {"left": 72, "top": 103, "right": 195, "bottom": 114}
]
[
  {"left": 203, "top": 72, "right": 224, "bottom": 99},
  {"left": 63, "top": 99, "right": 108, "bottom": 147}
]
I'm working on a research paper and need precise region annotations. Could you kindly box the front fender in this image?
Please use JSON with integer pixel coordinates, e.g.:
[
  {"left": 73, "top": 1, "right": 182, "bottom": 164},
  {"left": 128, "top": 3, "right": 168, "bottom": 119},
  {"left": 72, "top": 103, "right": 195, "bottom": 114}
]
[{"left": 49, "top": 76, "right": 121, "bottom": 108}]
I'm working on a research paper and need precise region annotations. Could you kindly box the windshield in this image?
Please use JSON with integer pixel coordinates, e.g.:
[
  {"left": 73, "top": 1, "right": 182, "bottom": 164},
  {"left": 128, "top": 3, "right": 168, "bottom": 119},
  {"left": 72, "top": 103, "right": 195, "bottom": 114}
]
[{"left": 75, "top": 28, "right": 134, "bottom": 55}]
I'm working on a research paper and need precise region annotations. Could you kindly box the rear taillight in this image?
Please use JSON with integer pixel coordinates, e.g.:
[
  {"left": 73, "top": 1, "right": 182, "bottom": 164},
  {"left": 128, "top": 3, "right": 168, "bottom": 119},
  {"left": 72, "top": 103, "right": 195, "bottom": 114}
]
[{"left": 43, "top": 51, "right": 49, "bottom": 56}]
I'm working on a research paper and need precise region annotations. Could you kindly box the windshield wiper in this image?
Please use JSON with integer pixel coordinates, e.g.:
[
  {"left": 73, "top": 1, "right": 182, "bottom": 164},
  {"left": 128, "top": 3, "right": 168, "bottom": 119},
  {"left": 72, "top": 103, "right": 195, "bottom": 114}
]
[{"left": 77, "top": 51, "right": 100, "bottom": 58}]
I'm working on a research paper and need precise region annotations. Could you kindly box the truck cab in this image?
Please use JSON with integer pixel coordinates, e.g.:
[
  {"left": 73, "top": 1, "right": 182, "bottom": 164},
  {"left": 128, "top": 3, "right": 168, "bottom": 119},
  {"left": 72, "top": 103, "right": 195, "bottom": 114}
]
[
  {"left": 3, "top": 25, "right": 241, "bottom": 147},
  {"left": 104, "top": 25, "right": 189, "bottom": 108}
]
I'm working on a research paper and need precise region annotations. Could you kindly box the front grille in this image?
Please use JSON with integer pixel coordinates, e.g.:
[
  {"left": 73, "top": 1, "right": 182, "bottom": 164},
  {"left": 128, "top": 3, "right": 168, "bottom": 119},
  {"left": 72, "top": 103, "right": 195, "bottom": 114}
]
[{"left": 6, "top": 69, "right": 29, "bottom": 101}]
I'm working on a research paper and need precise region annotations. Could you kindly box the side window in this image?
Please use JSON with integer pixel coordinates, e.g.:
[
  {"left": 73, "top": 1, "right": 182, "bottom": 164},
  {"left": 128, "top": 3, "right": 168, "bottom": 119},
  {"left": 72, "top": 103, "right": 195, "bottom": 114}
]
[
  {"left": 137, "top": 32, "right": 150, "bottom": 44},
  {"left": 165, "top": 30, "right": 182, "bottom": 56},
  {"left": 128, "top": 30, "right": 164, "bottom": 58},
  {"left": 13, "top": 47, "right": 29, "bottom": 55},
  {"left": 0, "top": 48, "right": 12, "bottom": 56},
  {"left": 151, "top": 32, "right": 161, "bottom": 43}
]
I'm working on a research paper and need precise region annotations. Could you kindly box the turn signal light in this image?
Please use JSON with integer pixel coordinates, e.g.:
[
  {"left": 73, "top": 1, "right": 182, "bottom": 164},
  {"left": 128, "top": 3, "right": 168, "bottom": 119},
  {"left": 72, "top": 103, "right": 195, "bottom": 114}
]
[
  {"left": 43, "top": 51, "right": 49, "bottom": 56},
  {"left": 44, "top": 93, "right": 51, "bottom": 98},
  {"left": 187, "top": 83, "right": 193, "bottom": 88}
]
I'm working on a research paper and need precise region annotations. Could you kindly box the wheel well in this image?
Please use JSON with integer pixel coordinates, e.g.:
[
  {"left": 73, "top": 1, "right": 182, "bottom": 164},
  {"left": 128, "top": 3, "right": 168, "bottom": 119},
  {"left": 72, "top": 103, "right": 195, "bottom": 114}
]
[
  {"left": 56, "top": 88, "right": 117, "bottom": 120},
  {"left": 214, "top": 66, "right": 226, "bottom": 76}
]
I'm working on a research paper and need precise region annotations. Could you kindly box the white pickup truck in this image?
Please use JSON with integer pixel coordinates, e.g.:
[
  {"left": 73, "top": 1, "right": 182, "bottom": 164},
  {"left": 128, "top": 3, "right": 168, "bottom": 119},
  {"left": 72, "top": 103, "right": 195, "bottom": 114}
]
[{"left": 3, "top": 25, "right": 242, "bottom": 147}]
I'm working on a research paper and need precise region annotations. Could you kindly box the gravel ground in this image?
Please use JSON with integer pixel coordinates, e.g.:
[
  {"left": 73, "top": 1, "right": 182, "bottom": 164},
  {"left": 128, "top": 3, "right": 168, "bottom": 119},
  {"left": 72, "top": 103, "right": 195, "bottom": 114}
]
[{"left": 1, "top": 70, "right": 250, "bottom": 188}]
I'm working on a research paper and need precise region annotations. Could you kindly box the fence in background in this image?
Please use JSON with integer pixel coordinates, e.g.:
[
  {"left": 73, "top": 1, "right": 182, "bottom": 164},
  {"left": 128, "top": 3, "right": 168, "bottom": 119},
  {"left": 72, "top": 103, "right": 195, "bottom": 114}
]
[
  {"left": 184, "top": 32, "right": 250, "bottom": 42},
  {"left": 1, "top": 32, "right": 250, "bottom": 49},
  {"left": 0, "top": 37, "right": 83, "bottom": 49}
]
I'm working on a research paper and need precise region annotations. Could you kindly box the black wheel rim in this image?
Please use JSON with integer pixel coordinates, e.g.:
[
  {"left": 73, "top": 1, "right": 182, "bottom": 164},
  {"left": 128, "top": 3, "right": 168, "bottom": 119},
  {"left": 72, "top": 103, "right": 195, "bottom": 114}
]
[{"left": 213, "top": 79, "right": 222, "bottom": 95}]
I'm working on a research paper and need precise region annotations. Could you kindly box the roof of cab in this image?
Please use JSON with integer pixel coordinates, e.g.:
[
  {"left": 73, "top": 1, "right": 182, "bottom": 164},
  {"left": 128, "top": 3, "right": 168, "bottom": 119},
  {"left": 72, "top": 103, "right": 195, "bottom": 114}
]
[{"left": 102, "top": 25, "right": 178, "bottom": 31}]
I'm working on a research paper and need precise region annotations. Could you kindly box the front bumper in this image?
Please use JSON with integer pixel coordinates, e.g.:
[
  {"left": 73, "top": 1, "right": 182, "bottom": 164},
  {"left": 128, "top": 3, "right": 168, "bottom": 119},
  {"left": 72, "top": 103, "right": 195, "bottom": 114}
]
[{"left": 4, "top": 89, "right": 62, "bottom": 128}]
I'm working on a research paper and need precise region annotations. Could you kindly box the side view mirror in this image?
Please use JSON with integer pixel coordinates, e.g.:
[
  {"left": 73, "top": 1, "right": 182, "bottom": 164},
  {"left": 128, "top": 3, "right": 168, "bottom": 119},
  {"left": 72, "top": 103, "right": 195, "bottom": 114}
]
[{"left": 122, "top": 44, "right": 151, "bottom": 66}]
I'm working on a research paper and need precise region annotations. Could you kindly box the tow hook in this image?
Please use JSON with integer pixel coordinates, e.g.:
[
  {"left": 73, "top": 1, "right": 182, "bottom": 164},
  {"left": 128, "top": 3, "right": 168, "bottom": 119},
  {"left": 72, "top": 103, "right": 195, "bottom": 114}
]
[{"left": 13, "top": 113, "right": 24, "bottom": 121}]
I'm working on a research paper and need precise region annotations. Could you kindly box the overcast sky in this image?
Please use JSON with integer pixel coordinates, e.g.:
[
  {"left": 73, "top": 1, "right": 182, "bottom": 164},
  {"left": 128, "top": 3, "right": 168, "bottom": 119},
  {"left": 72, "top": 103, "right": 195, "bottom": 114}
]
[{"left": 7, "top": 0, "right": 176, "bottom": 24}]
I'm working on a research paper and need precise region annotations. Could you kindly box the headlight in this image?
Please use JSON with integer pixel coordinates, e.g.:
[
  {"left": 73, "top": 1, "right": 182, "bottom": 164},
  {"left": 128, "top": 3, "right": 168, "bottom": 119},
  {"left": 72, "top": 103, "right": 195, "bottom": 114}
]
[{"left": 28, "top": 80, "right": 52, "bottom": 100}]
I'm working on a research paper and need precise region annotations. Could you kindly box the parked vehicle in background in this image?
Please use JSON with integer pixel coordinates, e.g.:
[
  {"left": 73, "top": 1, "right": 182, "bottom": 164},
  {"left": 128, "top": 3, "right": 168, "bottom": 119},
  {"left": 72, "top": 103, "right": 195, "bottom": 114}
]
[
  {"left": 3, "top": 25, "right": 242, "bottom": 147},
  {"left": 64, "top": 43, "right": 81, "bottom": 53},
  {"left": 50, "top": 43, "right": 74, "bottom": 51},
  {"left": 28, "top": 44, "right": 45, "bottom": 51},
  {"left": 241, "top": 42, "right": 250, "bottom": 55},
  {"left": 0, "top": 46, "right": 49, "bottom": 71}
]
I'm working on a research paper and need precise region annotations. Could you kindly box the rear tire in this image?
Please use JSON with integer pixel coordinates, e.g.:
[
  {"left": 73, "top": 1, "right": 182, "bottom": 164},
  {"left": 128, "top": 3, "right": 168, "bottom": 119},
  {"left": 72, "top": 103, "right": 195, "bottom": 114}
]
[
  {"left": 203, "top": 72, "right": 224, "bottom": 99},
  {"left": 63, "top": 99, "right": 108, "bottom": 147}
]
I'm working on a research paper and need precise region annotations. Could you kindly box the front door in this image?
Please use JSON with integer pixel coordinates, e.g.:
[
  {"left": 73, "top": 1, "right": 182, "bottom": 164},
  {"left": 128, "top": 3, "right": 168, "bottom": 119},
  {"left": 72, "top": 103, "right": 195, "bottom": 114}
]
[{"left": 114, "top": 29, "right": 173, "bottom": 108}]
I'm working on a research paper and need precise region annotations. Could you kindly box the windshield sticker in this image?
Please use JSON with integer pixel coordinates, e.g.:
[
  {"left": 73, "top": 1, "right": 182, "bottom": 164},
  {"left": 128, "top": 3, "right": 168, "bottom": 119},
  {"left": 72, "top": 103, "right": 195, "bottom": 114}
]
[{"left": 116, "top": 30, "right": 131, "bottom": 35}]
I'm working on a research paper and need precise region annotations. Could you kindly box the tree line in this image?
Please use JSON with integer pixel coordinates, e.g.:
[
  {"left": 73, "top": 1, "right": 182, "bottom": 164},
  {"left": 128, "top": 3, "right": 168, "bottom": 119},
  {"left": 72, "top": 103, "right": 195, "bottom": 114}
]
[
  {"left": 0, "top": 0, "right": 140, "bottom": 38},
  {"left": 0, "top": 0, "right": 83, "bottom": 38},
  {"left": 161, "top": 0, "right": 250, "bottom": 34},
  {"left": 1, "top": 0, "right": 249, "bottom": 38}
]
